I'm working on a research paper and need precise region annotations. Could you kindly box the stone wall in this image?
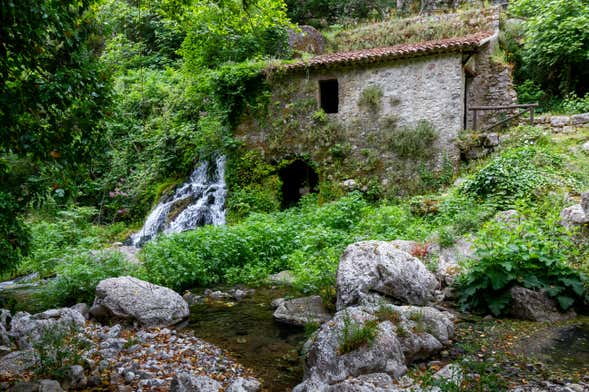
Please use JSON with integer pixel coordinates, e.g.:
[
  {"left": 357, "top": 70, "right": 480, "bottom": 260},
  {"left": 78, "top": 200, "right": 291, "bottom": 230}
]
[
  {"left": 530, "top": 113, "right": 589, "bottom": 133},
  {"left": 464, "top": 11, "right": 518, "bottom": 131},
  {"left": 236, "top": 52, "right": 465, "bottom": 195}
]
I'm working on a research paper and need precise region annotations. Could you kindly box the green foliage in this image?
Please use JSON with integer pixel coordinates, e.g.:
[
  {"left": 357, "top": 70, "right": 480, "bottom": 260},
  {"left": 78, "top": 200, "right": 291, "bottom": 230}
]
[
  {"left": 286, "top": 0, "right": 393, "bottom": 25},
  {"left": 516, "top": 80, "right": 545, "bottom": 105},
  {"left": 509, "top": 0, "right": 589, "bottom": 96},
  {"left": 358, "top": 85, "right": 383, "bottom": 113},
  {"left": 0, "top": 192, "right": 30, "bottom": 274},
  {"left": 97, "top": 0, "right": 185, "bottom": 71},
  {"left": 19, "top": 207, "right": 128, "bottom": 278},
  {"left": 374, "top": 305, "right": 401, "bottom": 324},
  {"left": 141, "top": 193, "right": 366, "bottom": 291},
  {"left": 33, "top": 325, "right": 90, "bottom": 379},
  {"left": 180, "top": 0, "right": 292, "bottom": 70},
  {"left": 339, "top": 316, "right": 379, "bottom": 354},
  {"left": 457, "top": 211, "right": 589, "bottom": 316},
  {"left": 560, "top": 92, "right": 589, "bottom": 114},
  {"left": 39, "top": 251, "right": 139, "bottom": 308},
  {"left": 388, "top": 120, "right": 438, "bottom": 159},
  {"left": 460, "top": 146, "right": 563, "bottom": 208},
  {"left": 0, "top": 0, "right": 112, "bottom": 260}
]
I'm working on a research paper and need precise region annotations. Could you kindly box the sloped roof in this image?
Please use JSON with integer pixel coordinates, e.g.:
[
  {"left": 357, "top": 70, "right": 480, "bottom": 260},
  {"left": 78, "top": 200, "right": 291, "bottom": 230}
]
[{"left": 271, "top": 31, "right": 493, "bottom": 74}]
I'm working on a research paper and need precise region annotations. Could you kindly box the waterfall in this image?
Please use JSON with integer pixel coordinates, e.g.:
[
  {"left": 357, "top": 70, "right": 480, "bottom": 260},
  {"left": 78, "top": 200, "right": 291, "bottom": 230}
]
[{"left": 130, "top": 156, "right": 227, "bottom": 247}]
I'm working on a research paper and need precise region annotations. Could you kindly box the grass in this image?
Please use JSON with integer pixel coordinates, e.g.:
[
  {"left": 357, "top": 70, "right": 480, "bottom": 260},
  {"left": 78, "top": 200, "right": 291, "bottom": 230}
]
[
  {"left": 375, "top": 305, "right": 401, "bottom": 324},
  {"left": 325, "top": 8, "right": 496, "bottom": 53},
  {"left": 339, "top": 316, "right": 379, "bottom": 354}
]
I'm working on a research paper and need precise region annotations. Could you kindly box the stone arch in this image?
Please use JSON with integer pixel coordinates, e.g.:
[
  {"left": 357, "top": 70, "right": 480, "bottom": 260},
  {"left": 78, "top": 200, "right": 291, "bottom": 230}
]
[{"left": 278, "top": 159, "right": 319, "bottom": 208}]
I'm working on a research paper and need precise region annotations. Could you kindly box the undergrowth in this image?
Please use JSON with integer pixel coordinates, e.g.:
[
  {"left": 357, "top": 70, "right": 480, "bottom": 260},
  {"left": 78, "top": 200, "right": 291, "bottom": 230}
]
[{"left": 339, "top": 316, "right": 379, "bottom": 354}]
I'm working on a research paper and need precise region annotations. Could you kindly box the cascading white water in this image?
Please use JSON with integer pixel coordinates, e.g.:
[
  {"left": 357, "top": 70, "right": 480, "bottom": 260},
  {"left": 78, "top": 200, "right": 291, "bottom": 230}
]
[{"left": 130, "top": 156, "right": 227, "bottom": 247}]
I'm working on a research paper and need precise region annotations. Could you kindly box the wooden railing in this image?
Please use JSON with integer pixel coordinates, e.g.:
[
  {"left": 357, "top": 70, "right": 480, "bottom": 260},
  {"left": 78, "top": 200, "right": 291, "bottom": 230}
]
[{"left": 468, "top": 103, "right": 539, "bottom": 131}]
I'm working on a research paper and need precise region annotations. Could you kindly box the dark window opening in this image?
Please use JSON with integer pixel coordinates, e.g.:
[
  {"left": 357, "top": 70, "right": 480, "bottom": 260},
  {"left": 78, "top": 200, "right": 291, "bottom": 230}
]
[
  {"left": 319, "top": 79, "right": 339, "bottom": 113},
  {"left": 279, "top": 159, "right": 319, "bottom": 209}
]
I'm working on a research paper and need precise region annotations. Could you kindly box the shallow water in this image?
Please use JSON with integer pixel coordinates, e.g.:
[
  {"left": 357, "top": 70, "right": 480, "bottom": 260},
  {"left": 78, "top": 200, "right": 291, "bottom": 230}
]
[
  {"left": 519, "top": 321, "right": 589, "bottom": 372},
  {"left": 187, "top": 286, "right": 307, "bottom": 391}
]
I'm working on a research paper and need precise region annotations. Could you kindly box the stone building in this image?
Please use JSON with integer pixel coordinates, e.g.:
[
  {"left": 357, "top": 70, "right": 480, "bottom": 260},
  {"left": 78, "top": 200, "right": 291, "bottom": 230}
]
[{"left": 236, "top": 25, "right": 516, "bottom": 203}]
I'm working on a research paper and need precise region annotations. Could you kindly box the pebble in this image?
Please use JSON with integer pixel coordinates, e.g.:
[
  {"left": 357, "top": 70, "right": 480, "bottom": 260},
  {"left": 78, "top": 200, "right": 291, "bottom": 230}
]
[{"left": 77, "top": 322, "right": 257, "bottom": 391}]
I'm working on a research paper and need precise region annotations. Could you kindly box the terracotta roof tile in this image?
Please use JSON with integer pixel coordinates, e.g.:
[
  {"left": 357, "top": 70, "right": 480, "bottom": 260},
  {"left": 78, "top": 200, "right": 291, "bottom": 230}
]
[{"left": 269, "top": 32, "right": 493, "bottom": 73}]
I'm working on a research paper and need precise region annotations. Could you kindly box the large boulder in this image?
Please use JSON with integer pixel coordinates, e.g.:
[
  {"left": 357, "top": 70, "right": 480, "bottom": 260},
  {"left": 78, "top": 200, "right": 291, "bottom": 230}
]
[
  {"left": 336, "top": 241, "right": 440, "bottom": 310},
  {"left": 0, "top": 350, "right": 38, "bottom": 377},
  {"left": 273, "top": 296, "right": 332, "bottom": 326},
  {"left": 91, "top": 276, "right": 189, "bottom": 327},
  {"left": 293, "top": 305, "right": 454, "bottom": 391},
  {"left": 509, "top": 286, "right": 576, "bottom": 322},
  {"left": 294, "top": 307, "right": 407, "bottom": 392},
  {"left": 9, "top": 308, "right": 85, "bottom": 349}
]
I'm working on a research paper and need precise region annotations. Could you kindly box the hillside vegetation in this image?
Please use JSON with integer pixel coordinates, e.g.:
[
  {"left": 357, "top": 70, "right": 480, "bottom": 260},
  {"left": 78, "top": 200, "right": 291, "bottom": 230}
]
[{"left": 1, "top": 0, "right": 588, "bottom": 319}]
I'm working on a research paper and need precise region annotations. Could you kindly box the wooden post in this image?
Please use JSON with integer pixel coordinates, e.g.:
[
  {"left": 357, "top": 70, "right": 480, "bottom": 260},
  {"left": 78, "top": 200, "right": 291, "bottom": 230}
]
[{"left": 529, "top": 108, "right": 534, "bottom": 125}]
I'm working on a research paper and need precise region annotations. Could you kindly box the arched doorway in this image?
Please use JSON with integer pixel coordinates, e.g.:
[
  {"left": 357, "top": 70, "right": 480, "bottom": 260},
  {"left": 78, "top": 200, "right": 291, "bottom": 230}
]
[{"left": 278, "top": 159, "right": 319, "bottom": 208}]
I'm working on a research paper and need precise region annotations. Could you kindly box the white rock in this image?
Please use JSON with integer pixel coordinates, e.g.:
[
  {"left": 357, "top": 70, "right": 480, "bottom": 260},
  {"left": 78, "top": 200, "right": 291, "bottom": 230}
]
[
  {"left": 226, "top": 377, "right": 262, "bottom": 392},
  {"left": 336, "top": 241, "right": 440, "bottom": 310},
  {"left": 91, "top": 276, "right": 189, "bottom": 327}
]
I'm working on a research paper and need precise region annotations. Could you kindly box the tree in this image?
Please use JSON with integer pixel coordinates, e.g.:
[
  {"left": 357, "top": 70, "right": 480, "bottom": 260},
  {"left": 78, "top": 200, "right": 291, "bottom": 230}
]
[
  {"left": 0, "top": 0, "right": 110, "bottom": 273},
  {"left": 180, "top": 0, "right": 292, "bottom": 70},
  {"left": 510, "top": 0, "right": 589, "bottom": 96}
]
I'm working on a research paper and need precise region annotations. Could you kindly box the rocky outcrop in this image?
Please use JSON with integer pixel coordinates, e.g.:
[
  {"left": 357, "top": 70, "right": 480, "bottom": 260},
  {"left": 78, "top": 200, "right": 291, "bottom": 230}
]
[
  {"left": 294, "top": 307, "right": 407, "bottom": 392},
  {"left": 293, "top": 305, "right": 454, "bottom": 391},
  {"left": 336, "top": 241, "right": 440, "bottom": 310},
  {"left": 510, "top": 286, "right": 576, "bottom": 322},
  {"left": 273, "top": 296, "right": 332, "bottom": 326},
  {"left": 9, "top": 308, "right": 85, "bottom": 349},
  {"left": 90, "top": 276, "right": 189, "bottom": 327}
]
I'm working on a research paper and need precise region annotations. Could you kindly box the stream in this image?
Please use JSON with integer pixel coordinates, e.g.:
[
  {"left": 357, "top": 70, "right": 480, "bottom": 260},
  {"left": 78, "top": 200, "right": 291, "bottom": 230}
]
[{"left": 186, "top": 286, "right": 307, "bottom": 391}]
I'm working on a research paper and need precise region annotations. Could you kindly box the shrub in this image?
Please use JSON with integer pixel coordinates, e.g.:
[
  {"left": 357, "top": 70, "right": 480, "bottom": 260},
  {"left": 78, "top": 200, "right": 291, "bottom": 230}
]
[
  {"left": 509, "top": 0, "right": 589, "bottom": 97},
  {"left": 141, "top": 194, "right": 366, "bottom": 291},
  {"left": 375, "top": 306, "right": 401, "bottom": 324},
  {"left": 560, "top": 92, "right": 589, "bottom": 114},
  {"left": 39, "top": 252, "right": 139, "bottom": 308},
  {"left": 339, "top": 316, "right": 379, "bottom": 354},
  {"left": 456, "top": 214, "right": 589, "bottom": 316},
  {"left": 388, "top": 120, "right": 438, "bottom": 159},
  {"left": 516, "top": 79, "right": 545, "bottom": 105},
  {"left": 460, "top": 146, "right": 562, "bottom": 208},
  {"left": 19, "top": 207, "right": 128, "bottom": 278},
  {"left": 0, "top": 192, "right": 30, "bottom": 275},
  {"left": 34, "top": 326, "right": 90, "bottom": 379},
  {"left": 180, "top": 0, "right": 292, "bottom": 69},
  {"left": 358, "top": 85, "right": 383, "bottom": 113}
]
